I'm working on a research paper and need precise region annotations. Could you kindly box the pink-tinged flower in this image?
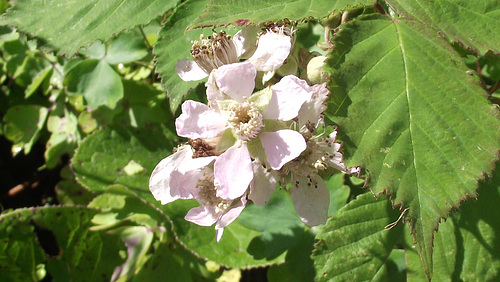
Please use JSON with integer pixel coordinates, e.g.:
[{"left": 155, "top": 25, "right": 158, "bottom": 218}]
[
  {"left": 176, "top": 62, "right": 311, "bottom": 200},
  {"left": 175, "top": 25, "right": 293, "bottom": 81},
  {"left": 149, "top": 145, "right": 247, "bottom": 242}
]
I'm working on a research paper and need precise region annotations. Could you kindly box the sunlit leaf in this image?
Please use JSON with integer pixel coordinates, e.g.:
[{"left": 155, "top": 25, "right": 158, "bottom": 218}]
[
  {"left": 3, "top": 104, "right": 48, "bottom": 155},
  {"left": 311, "top": 193, "right": 404, "bottom": 281},
  {"left": 188, "top": 0, "right": 376, "bottom": 29},
  {"left": 387, "top": 0, "right": 500, "bottom": 54},
  {"left": 0, "top": 0, "right": 179, "bottom": 56},
  {"left": 325, "top": 14, "right": 500, "bottom": 275}
]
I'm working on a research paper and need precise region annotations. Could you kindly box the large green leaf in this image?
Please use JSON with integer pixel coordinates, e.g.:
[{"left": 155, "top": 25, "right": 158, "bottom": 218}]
[
  {"left": 153, "top": 0, "right": 211, "bottom": 111},
  {"left": 0, "top": 206, "right": 124, "bottom": 281},
  {"left": 406, "top": 163, "right": 500, "bottom": 280},
  {"left": 311, "top": 193, "right": 404, "bottom": 281},
  {"left": 387, "top": 0, "right": 500, "bottom": 55},
  {"left": 0, "top": 0, "right": 178, "bottom": 56},
  {"left": 325, "top": 14, "right": 499, "bottom": 275},
  {"left": 72, "top": 126, "right": 174, "bottom": 203},
  {"left": 188, "top": 0, "right": 376, "bottom": 29}
]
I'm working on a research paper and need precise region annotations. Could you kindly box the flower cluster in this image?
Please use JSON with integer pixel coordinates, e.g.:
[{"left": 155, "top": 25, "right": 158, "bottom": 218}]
[{"left": 150, "top": 23, "right": 355, "bottom": 241}]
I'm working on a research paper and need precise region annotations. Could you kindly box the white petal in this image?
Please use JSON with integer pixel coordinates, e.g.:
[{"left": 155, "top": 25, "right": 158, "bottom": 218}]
[
  {"left": 185, "top": 206, "right": 218, "bottom": 226},
  {"left": 232, "top": 26, "right": 259, "bottom": 59},
  {"left": 248, "top": 32, "right": 291, "bottom": 71},
  {"left": 175, "top": 100, "right": 227, "bottom": 139},
  {"left": 149, "top": 147, "right": 193, "bottom": 205},
  {"left": 206, "top": 71, "right": 230, "bottom": 111},
  {"left": 175, "top": 59, "right": 208, "bottom": 81},
  {"left": 216, "top": 197, "right": 247, "bottom": 229},
  {"left": 298, "top": 83, "right": 329, "bottom": 127},
  {"left": 215, "top": 62, "right": 256, "bottom": 102},
  {"left": 262, "top": 75, "right": 314, "bottom": 121},
  {"left": 249, "top": 161, "right": 278, "bottom": 205},
  {"left": 291, "top": 174, "right": 330, "bottom": 226},
  {"left": 214, "top": 144, "right": 253, "bottom": 199},
  {"left": 259, "top": 130, "right": 306, "bottom": 170}
]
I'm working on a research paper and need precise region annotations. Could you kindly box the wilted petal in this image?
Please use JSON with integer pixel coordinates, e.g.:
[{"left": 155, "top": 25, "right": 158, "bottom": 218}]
[
  {"left": 248, "top": 32, "right": 291, "bottom": 71},
  {"left": 185, "top": 206, "right": 218, "bottom": 226},
  {"left": 175, "top": 100, "right": 227, "bottom": 139},
  {"left": 262, "top": 75, "right": 313, "bottom": 121},
  {"left": 233, "top": 26, "right": 259, "bottom": 59},
  {"left": 298, "top": 83, "right": 329, "bottom": 127},
  {"left": 175, "top": 59, "right": 208, "bottom": 81},
  {"left": 259, "top": 130, "right": 306, "bottom": 170},
  {"left": 215, "top": 62, "right": 256, "bottom": 102},
  {"left": 249, "top": 161, "right": 278, "bottom": 205},
  {"left": 149, "top": 147, "right": 193, "bottom": 205},
  {"left": 290, "top": 174, "right": 329, "bottom": 226},
  {"left": 214, "top": 144, "right": 253, "bottom": 199}
]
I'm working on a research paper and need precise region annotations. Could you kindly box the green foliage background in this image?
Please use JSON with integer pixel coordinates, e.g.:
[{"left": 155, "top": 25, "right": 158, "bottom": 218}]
[{"left": 0, "top": 0, "right": 498, "bottom": 280}]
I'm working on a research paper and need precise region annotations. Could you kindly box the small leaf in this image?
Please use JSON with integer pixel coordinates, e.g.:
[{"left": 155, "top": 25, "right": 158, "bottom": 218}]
[
  {"left": 105, "top": 31, "right": 148, "bottom": 65},
  {"left": 65, "top": 59, "right": 124, "bottom": 109},
  {"left": 3, "top": 104, "right": 48, "bottom": 155}
]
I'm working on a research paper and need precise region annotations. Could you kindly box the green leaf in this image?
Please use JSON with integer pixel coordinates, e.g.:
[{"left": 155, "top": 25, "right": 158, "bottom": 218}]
[
  {"left": 3, "top": 104, "right": 48, "bottom": 155},
  {"left": 161, "top": 199, "right": 287, "bottom": 268},
  {"left": 0, "top": 206, "right": 124, "bottom": 281},
  {"left": 267, "top": 229, "right": 316, "bottom": 282},
  {"left": 45, "top": 111, "right": 81, "bottom": 169},
  {"left": 65, "top": 59, "right": 124, "bottom": 109},
  {"left": 325, "top": 14, "right": 500, "bottom": 275},
  {"left": 72, "top": 126, "right": 174, "bottom": 203},
  {"left": 311, "top": 193, "right": 405, "bottom": 281},
  {"left": 105, "top": 31, "right": 148, "bottom": 65},
  {"left": 387, "top": 0, "right": 500, "bottom": 55},
  {"left": 188, "top": 0, "right": 376, "bottom": 29},
  {"left": 154, "top": 0, "right": 211, "bottom": 111},
  {"left": 0, "top": 0, "right": 179, "bottom": 56},
  {"left": 406, "top": 163, "right": 500, "bottom": 280}
]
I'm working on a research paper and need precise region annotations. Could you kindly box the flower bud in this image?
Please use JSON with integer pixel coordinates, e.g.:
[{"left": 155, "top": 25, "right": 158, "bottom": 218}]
[{"left": 306, "top": 55, "right": 328, "bottom": 84}]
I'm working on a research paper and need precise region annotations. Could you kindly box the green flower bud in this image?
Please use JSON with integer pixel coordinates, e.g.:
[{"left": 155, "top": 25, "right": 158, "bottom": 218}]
[{"left": 306, "top": 56, "right": 328, "bottom": 84}]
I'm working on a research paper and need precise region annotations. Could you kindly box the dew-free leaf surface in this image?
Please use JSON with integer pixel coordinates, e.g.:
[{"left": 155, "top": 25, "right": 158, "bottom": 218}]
[
  {"left": 387, "top": 0, "right": 500, "bottom": 54},
  {"left": 325, "top": 14, "right": 499, "bottom": 276},
  {"left": 0, "top": 0, "right": 178, "bottom": 56}
]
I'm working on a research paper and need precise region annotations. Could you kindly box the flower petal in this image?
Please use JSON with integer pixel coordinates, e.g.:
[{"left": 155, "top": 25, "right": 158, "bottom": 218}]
[
  {"left": 232, "top": 26, "right": 259, "bottom": 59},
  {"left": 290, "top": 174, "right": 330, "bottom": 226},
  {"left": 215, "top": 62, "right": 256, "bottom": 102},
  {"left": 175, "top": 100, "right": 227, "bottom": 139},
  {"left": 175, "top": 59, "right": 208, "bottom": 81},
  {"left": 215, "top": 197, "right": 247, "bottom": 242},
  {"left": 249, "top": 161, "right": 278, "bottom": 205},
  {"left": 149, "top": 146, "right": 193, "bottom": 205},
  {"left": 248, "top": 32, "right": 291, "bottom": 71},
  {"left": 214, "top": 144, "right": 253, "bottom": 199},
  {"left": 298, "top": 83, "right": 329, "bottom": 127},
  {"left": 216, "top": 197, "right": 247, "bottom": 229},
  {"left": 259, "top": 130, "right": 306, "bottom": 170},
  {"left": 185, "top": 206, "right": 218, "bottom": 226},
  {"left": 262, "top": 75, "right": 314, "bottom": 121}
]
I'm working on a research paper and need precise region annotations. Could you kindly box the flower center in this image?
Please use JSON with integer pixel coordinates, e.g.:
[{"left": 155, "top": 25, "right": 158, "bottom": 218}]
[
  {"left": 191, "top": 31, "right": 239, "bottom": 74},
  {"left": 196, "top": 172, "right": 232, "bottom": 214},
  {"left": 188, "top": 138, "right": 220, "bottom": 158},
  {"left": 227, "top": 102, "right": 263, "bottom": 141}
]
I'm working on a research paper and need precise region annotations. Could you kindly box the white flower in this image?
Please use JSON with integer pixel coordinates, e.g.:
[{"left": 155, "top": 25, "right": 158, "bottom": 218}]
[
  {"left": 175, "top": 62, "right": 310, "bottom": 201},
  {"left": 149, "top": 144, "right": 246, "bottom": 242},
  {"left": 175, "top": 25, "right": 293, "bottom": 81}
]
